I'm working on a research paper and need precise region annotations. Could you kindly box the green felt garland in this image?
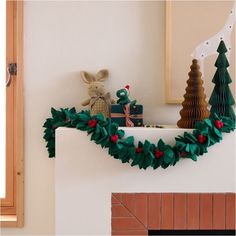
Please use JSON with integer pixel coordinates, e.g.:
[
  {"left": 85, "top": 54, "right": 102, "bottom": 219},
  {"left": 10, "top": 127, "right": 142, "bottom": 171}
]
[{"left": 43, "top": 108, "right": 235, "bottom": 170}]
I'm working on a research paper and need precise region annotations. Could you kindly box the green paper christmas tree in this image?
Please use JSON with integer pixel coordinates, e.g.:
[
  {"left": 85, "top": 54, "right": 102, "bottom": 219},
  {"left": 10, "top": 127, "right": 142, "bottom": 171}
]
[{"left": 209, "top": 40, "right": 235, "bottom": 121}]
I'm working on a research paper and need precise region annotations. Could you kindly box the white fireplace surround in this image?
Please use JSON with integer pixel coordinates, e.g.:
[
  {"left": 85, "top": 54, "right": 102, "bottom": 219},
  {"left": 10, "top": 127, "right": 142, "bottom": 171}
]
[{"left": 55, "top": 127, "right": 235, "bottom": 235}]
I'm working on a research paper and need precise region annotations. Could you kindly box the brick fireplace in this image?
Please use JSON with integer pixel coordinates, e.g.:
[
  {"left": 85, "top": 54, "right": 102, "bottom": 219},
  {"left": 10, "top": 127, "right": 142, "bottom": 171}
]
[{"left": 111, "top": 193, "right": 235, "bottom": 235}]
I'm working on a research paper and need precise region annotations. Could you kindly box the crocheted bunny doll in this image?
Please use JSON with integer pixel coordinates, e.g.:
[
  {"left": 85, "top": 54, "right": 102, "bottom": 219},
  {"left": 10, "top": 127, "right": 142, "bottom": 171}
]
[{"left": 81, "top": 69, "right": 115, "bottom": 118}]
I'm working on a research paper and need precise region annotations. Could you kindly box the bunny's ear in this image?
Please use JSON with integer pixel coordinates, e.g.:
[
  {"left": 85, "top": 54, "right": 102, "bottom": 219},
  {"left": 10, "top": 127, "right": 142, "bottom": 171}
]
[
  {"left": 80, "top": 71, "right": 95, "bottom": 84},
  {"left": 96, "top": 69, "right": 109, "bottom": 82}
]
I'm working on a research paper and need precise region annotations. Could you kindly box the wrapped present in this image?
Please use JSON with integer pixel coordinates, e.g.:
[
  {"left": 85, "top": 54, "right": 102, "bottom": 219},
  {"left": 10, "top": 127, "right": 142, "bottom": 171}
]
[{"left": 111, "top": 103, "right": 143, "bottom": 127}]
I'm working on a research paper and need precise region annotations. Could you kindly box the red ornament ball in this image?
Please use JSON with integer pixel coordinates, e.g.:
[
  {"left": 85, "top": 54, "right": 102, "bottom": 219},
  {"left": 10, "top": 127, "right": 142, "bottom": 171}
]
[
  {"left": 198, "top": 134, "right": 206, "bottom": 144},
  {"left": 214, "top": 120, "right": 224, "bottom": 129},
  {"left": 88, "top": 119, "right": 97, "bottom": 128},
  {"left": 135, "top": 147, "right": 143, "bottom": 153},
  {"left": 110, "top": 134, "right": 119, "bottom": 143},
  {"left": 155, "top": 149, "right": 164, "bottom": 159}
]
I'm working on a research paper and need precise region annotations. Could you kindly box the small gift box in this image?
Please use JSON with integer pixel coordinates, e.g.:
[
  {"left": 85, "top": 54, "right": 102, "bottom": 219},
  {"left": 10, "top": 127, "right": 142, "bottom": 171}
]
[{"left": 110, "top": 104, "right": 143, "bottom": 127}]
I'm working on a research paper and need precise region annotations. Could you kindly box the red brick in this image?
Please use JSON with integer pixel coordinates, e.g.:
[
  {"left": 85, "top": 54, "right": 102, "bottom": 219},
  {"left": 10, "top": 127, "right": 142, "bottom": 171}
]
[{"left": 148, "top": 193, "right": 161, "bottom": 229}]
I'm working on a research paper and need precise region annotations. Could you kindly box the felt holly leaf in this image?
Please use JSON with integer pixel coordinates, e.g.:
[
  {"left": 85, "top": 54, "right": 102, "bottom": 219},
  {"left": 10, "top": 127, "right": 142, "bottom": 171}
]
[
  {"left": 131, "top": 153, "right": 142, "bottom": 167},
  {"left": 143, "top": 140, "right": 151, "bottom": 155},
  {"left": 185, "top": 144, "right": 190, "bottom": 152},
  {"left": 161, "top": 162, "right": 170, "bottom": 169},
  {"left": 117, "top": 147, "right": 128, "bottom": 160},
  {"left": 204, "top": 119, "right": 213, "bottom": 128},
  {"left": 110, "top": 123, "right": 118, "bottom": 135},
  {"left": 116, "top": 142, "right": 123, "bottom": 150},
  {"left": 152, "top": 157, "right": 164, "bottom": 169},
  {"left": 191, "top": 155, "right": 197, "bottom": 162},
  {"left": 175, "top": 140, "right": 186, "bottom": 149},
  {"left": 43, "top": 118, "right": 53, "bottom": 128},
  {"left": 184, "top": 132, "right": 198, "bottom": 143},
  {"left": 142, "top": 154, "right": 153, "bottom": 170},
  {"left": 78, "top": 113, "right": 90, "bottom": 122},
  {"left": 120, "top": 151, "right": 132, "bottom": 163},
  {"left": 117, "top": 129, "right": 125, "bottom": 139},
  {"left": 51, "top": 107, "right": 59, "bottom": 118},
  {"left": 163, "top": 148, "right": 174, "bottom": 164},
  {"left": 213, "top": 127, "right": 222, "bottom": 139},
  {"left": 123, "top": 136, "right": 134, "bottom": 146},
  {"left": 76, "top": 122, "right": 87, "bottom": 130},
  {"left": 157, "top": 139, "right": 165, "bottom": 150}
]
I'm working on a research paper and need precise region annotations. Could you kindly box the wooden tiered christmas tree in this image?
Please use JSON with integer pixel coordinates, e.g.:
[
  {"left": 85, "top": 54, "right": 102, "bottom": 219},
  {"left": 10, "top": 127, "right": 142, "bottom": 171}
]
[
  {"left": 177, "top": 59, "right": 210, "bottom": 128},
  {"left": 209, "top": 40, "right": 235, "bottom": 121}
]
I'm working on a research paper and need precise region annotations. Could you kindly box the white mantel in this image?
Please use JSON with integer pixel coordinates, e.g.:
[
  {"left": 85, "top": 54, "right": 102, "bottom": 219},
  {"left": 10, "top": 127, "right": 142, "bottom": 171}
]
[{"left": 55, "top": 127, "right": 235, "bottom": 235}]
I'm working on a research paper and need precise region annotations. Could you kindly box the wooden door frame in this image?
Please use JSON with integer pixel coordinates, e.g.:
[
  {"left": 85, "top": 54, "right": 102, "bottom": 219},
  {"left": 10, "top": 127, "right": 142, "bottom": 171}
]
[{"left": 0, "top": 0, "right": 24, "bottom": 227}]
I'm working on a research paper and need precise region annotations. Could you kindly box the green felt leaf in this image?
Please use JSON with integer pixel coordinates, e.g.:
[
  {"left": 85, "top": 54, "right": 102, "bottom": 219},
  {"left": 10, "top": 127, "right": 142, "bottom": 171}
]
[
  {"left": 204, "top": 119, "right": 212, "bottom": 128},
  {"left": 124, "top": 136, "right": 134, "bottom": 145},
  {"left": 213, "top": 127, "right": 222, "bottom": 139},
  {"left": 143, "top": 140, "right": 151, "bottom": 155},
  {"left": 158, "top": 139, "right": 165, "bottom": 150},
  {"left": 110, "top": 123, "right": 118, "bottom": 135},
  {"left": 131, "top": 154, "right": 142, "bottom": 167},
  {"left": 78, "top": 113, "right": 90, "bottom": 122}
]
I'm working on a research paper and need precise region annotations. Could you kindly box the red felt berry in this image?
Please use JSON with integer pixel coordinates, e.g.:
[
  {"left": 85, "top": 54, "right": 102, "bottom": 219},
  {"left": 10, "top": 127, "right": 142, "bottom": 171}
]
[
  {"left": 198, "top": 134, "right": 206, "bottom": 144},
  {"left": 65, "top": 117, "right": 69, "bottom": 123},
  {"left": 214, "top": 120, "right": 224, "bottom": 129},
  {"left": 155, "top": 149, "right": 164, "bottom": 159},
  {"left": 88, "top": 119, "right": 97, "bottom": 128},
  {"left": 135, "top": 147, "right": 143, "bottom": 153},
  {"left": 110, "top": 134, "right": 119, "bottom": 143},
  {"left": 180, "top": 151, "right": 187, "bottom": 157}
]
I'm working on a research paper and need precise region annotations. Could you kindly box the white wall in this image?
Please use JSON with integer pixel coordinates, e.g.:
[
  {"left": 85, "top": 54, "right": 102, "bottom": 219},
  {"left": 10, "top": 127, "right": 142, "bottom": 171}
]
[{"left": 2, "top": 1, "right": 234, "bottom": 235}]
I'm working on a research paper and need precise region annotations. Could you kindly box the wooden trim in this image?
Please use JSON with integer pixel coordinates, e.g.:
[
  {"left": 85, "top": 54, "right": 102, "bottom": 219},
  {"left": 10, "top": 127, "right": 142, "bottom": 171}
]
[
  {"left": 165, "top": 1, "right": 183, "bottom": 104},
  {"left": 0, "top": 0, "right": 24, "bottom": 227}
]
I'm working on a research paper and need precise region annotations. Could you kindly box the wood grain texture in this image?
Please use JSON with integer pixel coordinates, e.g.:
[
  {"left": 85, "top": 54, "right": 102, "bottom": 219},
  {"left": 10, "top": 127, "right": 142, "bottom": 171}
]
[
  {"left": 226, "top": 193, "right": 235, "bottom": 230},
  {"left": 161, "top": 193, "right": 174, "bottom": 229},
  {"left": 148, "top": 193, "right": 161, "bottom": 229},
  {"left": 187, "top": 193, "right": 200, "bottom": 229},
  {"left": 174, "top": 193, "right": 186, "bottom": 229},
  {"left": 213, "top": 194, "right": 225, "bottom": 229},
  {"left": 1, "top": 0, "right": 24, "bottom": 227},
  {"left": 112, "top": 193, "right": 235, "bottom": 233},
  {"left": 200, "top": 194, "right": 213, "bottom": 229}
]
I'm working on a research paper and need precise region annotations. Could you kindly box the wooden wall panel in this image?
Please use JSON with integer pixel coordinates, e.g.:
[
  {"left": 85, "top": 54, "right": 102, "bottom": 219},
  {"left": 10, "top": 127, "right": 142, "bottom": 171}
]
[
  {"left": 174, "top": 193, "right": 186, "bottom": 229},
  {"left": 187, "top": 193, "right": 200, "bottom": 229},
  {"left": 161, "top": 193, "right": 174, "bottom": 229},
  {"left": 200, "top": 194, "right": 213, "bottom": 229},
  {"left": 213, "top": 194, "right": 226, "bottom": 229},
  {"left": 148, "top": 194, "right": 161, "bottom": 230},
  {"left": 112, "top": 193, "right": 235, "bottom": 235},
  {"left": 226, "top": 193, "right": 235, "bottom": 230}
]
